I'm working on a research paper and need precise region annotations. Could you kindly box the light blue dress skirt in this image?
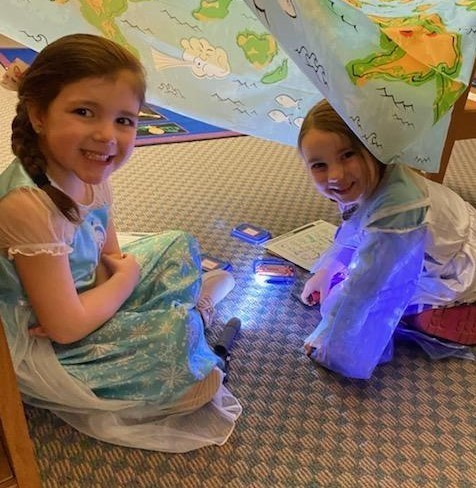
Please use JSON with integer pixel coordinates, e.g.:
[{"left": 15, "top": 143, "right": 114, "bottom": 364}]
[{"left": 54, "top": 231, "right": 219, "bottom": 404}]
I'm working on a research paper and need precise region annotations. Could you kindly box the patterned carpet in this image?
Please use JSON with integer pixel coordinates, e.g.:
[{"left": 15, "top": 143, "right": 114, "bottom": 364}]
[{"left": 0, "top": 85, "right": 475, "bottom": 487}]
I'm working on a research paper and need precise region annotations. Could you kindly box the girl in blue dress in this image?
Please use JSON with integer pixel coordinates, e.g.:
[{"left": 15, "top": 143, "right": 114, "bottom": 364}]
[
  {"left": 0, "top": 33, "right": 240, "bottom": 452},
  {"left": 298, "top": 100, "right": 476, "bottom": 379}
]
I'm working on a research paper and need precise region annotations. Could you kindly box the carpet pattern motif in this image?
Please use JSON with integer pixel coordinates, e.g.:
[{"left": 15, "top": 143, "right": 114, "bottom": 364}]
[{"left": 0, "top": 87, "right": 475, "bottom": 487}]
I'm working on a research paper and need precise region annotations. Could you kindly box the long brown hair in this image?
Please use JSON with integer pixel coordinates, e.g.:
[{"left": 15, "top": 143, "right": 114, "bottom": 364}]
[{"left": 11, "top": 33, "right": 146, "bottom": 222}]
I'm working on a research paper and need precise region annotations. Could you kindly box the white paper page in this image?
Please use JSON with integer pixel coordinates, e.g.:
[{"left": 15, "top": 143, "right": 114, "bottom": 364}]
[{"left": 264, "top": 220, "right": 337, "bottom": 271}]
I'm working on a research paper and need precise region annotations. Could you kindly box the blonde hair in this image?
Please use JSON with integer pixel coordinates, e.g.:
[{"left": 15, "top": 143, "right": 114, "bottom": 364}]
[
  {"left": 12, "top": 33, "right": 146, "bottom": 222},
  {"left": 298, "top": 99, "right": 385, "bottom": 200},
  {"left": 298, "top": 99, "right": 365, "bottom": 154}
]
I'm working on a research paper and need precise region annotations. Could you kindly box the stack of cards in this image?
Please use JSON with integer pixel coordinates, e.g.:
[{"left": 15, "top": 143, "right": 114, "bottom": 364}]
[
  {"left": 201, "top": 254, "right": 232, "bottom": 272},
  {"left": 253, "top": 258, "right": 296, "bottom": 285},
  {"left": 231, "top": 223, "right": 271, "bottom": 244}
]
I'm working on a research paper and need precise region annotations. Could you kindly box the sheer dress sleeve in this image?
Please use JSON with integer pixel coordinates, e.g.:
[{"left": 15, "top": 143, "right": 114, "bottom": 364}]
[
  {"left": 306, "top": 227, "right": 427, "bottom": 379},
  {"left": 0, "top": 187, "right": 74, "bottom": 260}
]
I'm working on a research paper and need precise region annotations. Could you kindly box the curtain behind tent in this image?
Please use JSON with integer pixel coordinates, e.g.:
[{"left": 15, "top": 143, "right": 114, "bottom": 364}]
[{"left": 1, "top": 0, "right": 475, "bottom": 172}]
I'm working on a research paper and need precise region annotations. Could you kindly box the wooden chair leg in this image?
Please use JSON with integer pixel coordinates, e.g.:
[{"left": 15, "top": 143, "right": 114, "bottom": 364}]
[
  {"left": 425, "top": 59, "right": 476, "bottom": 184},
  {"left": 425, "top": 134, "right": 455, "bottom": 184},
  {"left": 0, "top": 319, "right": 42, "bottom": 488}
]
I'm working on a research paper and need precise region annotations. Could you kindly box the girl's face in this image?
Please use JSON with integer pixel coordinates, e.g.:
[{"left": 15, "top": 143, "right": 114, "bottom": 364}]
[
  {"left": 29, "top": 70, "right": 141, "bottom": 200},
  {"left": 300, "top": 128, "right": 381, "bottom": 206}
]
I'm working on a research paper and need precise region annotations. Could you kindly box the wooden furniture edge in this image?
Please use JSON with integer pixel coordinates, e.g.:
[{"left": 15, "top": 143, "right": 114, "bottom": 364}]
[
  {"left": 0, "top": 318, "right": 42, "bottom": 487},
  {"left": 425, "top": 60, "right": 476, "bottom": 183}
]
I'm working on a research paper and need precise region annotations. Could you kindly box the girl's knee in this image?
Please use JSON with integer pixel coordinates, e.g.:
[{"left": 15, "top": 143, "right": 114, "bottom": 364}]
[
  {"left": 173, "top": 368, "right": 221, "bottom": 414},
  {"left": 161, "top": 230, "right": 198, "bottom": 250}
]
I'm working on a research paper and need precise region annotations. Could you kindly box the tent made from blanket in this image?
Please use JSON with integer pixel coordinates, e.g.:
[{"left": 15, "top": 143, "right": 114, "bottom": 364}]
[{"left": 1, "top": 1, "right": 475, "bottom": 173}]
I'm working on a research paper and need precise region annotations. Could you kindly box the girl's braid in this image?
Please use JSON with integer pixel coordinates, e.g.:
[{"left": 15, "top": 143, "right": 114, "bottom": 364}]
[{"left": 11, "top": 101, "right": 80, "bottom": 222}]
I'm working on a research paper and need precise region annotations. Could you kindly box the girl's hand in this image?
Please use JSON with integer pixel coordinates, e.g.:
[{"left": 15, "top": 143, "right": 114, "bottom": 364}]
[
  {"left": 304, "top": 342, "right": 316, "bottom": 357},
  {"left": 94, "top": 259, "right": 112, "bottom": 286},
  {"left": 15, "top": 250, "right": 140, "bottom": 345},
  {"left": 300, "top": 269, "right": 333, "bottom": 305},
  {"left": 101, "top": 252, "right": 140, "bottom": 287},
  {"left": 28, "top": 324, "right": 50, "bottom": 339},
  {"left": 301, "top": 260, "right": 348, "bottom": 306},
  {"left": 304, "top": 336, "right": 325, "bottom": 362}
]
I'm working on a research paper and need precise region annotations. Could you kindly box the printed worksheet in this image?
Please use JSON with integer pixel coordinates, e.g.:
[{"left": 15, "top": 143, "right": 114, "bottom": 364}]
[{"left": 264, "top": 220, "right": 338, "bottom": 271}]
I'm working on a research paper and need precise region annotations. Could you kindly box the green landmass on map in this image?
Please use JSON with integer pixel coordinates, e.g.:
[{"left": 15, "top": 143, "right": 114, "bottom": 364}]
[
  {"left": 192, "top": 0, "right": 233, "bottom": 20},
  {"left": 78, "top": 0, "right": 151, "bottom": 57}
]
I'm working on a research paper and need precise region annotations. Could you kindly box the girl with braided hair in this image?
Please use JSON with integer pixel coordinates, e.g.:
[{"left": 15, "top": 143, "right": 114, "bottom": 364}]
[{"left": 0, "top": 33, "right": 240, "bottom": 452}]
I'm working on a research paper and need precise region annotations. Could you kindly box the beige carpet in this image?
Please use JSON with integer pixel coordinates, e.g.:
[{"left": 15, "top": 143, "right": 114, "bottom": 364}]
[{"left": 0, "top": 85, "right": 475, "bottom": 488}]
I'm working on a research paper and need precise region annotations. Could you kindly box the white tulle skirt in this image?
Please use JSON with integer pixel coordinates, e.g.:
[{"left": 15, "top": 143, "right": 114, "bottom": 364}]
[{"left": 12, "top": 327, "right": 241, "bottom": 452}]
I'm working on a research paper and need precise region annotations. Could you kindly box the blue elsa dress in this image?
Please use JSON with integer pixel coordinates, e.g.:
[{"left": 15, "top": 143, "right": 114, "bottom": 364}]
[
  {"left": 0, "top": 159, "right": 241, "bottom": 452},
  {"left": 306, "top": 164, "right": 476, "bottom": 379}
]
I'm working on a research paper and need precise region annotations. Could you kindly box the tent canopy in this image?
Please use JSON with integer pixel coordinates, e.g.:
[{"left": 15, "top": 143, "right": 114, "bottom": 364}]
[{"left": 1, "top": 0, "right": 475, "bottom": 172}]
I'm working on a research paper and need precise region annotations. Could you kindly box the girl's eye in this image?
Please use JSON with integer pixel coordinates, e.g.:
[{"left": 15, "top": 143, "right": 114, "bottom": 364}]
[
  {"left": 310, "top": 162, "right": 326, "bottom": 171},
  {"left": 74, "top": 107, "right": 93, "bottom": 117},
  {"left": 342, "top": 150, "right": 356, "bottom": 159},
  {"left": 116, "top": 117, "right": 137, "bottom": 127}
]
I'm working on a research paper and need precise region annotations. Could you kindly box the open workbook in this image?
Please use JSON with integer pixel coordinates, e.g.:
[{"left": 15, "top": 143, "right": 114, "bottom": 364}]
[{"left": 264, "top": 219, "right": 338, "bottom": 272}]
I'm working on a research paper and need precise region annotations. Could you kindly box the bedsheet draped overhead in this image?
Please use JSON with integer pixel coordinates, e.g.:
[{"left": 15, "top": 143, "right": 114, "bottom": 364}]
[{"left": 1, "top": 0, "right": 475, "bottom": 172}]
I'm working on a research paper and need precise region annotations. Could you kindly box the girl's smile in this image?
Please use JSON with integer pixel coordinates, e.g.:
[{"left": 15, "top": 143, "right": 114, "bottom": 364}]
[
  {"left": 81, "top": 150, "right": 116, "bottom": 162},
  {"left": 329, "top": 182, "right": 355, "bottom": 194}
]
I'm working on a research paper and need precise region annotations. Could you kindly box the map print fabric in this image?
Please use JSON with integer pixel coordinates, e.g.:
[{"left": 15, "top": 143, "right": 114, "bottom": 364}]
[{"left": 1, "top": 0, "right": 475, "bottom": 172}]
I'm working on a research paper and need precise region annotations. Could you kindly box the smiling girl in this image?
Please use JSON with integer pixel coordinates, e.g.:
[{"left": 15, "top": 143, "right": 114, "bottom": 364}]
[
  {"left": 298, "top": 99, "right": 476, "bottom": 379},
  {"left": 0, "top": 33, "right": 240, "bottom": 451}
]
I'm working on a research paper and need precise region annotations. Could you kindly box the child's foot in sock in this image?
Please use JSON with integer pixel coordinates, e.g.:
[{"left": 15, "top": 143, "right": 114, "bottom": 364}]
[{"left": 198, "top": 270, "right": 235, "bottom": 327}]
